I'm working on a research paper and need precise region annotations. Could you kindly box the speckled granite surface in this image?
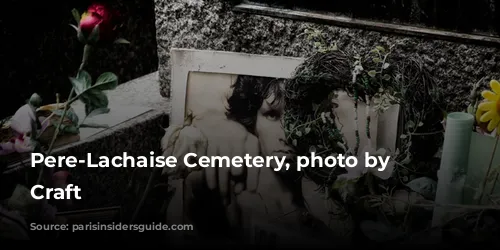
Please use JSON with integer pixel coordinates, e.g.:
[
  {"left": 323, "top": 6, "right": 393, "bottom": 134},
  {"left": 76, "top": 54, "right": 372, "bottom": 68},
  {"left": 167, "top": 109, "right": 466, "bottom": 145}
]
[
  {"left": 2, "top": 0, "right": 159, "bottom": 119},
  {"left": 154, "top": 0, "right": 500, "bottom": 112},
  {"left": 6, "top": 72, "right": 169, "bottom": 210}
]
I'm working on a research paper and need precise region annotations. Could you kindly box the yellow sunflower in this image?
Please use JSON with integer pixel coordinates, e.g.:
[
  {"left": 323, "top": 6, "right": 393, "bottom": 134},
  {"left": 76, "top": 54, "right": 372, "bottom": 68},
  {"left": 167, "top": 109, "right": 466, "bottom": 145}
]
[{"left": 477, "top": 80, "right": 500, "bottom": 133}]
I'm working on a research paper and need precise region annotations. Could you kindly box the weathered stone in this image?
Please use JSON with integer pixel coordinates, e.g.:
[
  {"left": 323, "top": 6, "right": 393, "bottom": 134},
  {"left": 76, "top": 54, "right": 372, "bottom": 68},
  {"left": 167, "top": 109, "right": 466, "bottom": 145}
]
[{"left": 154, "top": 0, "right": 500, "bottom": 112}]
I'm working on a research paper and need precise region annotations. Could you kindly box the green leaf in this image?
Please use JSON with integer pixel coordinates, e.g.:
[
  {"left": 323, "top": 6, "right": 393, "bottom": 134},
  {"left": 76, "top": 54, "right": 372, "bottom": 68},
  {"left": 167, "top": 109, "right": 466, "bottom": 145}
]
[
  {"left": 69, "top": 24, "right": 79, "bottom": 32},
  {"left": 467, "top": 104, "right": 475, "bottom": 115},
  {"left": 77, "top": 70, "right": 92, "bottom": 87},
  {"left": 52, "top": 108, "right": 79, "bottom": 125},
  {"left": 383, "top": 63, "right": 390, "bottom": 69},
  {"left": 79, "top": 123, "right": 110, "bottom": 129},
  {"left": 79, "top": 89, "right": 109, "bottom": 116},
  {"left": 93, "top": 72, "right": 118, "bottom": 91},
  {"left": 372, "top": 57, "right": 381, "bottom": 63},
  {"left": 60, "top": 124, "right": 79, "bottom": 134},
  {"left": 88, "top": 24, "right": 100, "bottom": 44},
  {"left": 406, "top": 120, "right": 415, "bottom": 128},
  {"left": 86, "top": 108, "right": 110, "bottom": 118},
  {"left": 77, "top": 28, "right": 86, "bottom": 44},
  {"left": 71, "top": 8, "right": 80, "bottom": 25},
  {"left": 382, "top": 74, "right": 391, "bottom": 81},
  {"left": 305, "top": 127, "right": 311, "bottom": 134},
  {"left": 367, "top": 70, "right": 377, "bottom": 78},
  {"left": 69, "top": 77, "right": 90, "bottom": 96},
  {"left": 114, "top": 38, "right": 131, "bottom": 44}
]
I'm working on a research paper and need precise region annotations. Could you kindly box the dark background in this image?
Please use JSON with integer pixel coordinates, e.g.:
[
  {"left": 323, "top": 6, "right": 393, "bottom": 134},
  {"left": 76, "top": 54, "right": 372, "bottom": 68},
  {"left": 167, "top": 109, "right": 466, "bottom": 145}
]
[{"left": 0, "top": 0, "right": 159, "bottom": 119}]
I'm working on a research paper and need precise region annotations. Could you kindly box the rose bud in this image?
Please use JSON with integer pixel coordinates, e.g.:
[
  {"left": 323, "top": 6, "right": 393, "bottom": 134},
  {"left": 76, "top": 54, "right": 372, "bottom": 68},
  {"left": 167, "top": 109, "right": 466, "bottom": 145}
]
[{"left": 78, "top": 3, "right": 121, "bottom": 44}]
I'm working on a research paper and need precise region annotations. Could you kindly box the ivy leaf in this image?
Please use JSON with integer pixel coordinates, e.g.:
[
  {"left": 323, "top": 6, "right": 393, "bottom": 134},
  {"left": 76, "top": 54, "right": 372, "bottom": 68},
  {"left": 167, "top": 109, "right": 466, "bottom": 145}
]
[
  {"left": 383, "top": 63, "right": 390, "bottom": 69},
  {"left": 93, "top": 72, "right": 118, "bottom": 91},
  {"left": 114, "top": 38, "right": 131, "bottom": 44},
  {"left": 305, "top": 127, "right": 311, "bottom": 134},
  {"left": 368, "top": 70, "right": 377, "bottom": 78},
  {"left": 406, "top": 120, "right": 415, "bottom": 128},
  {"left": 375, "top": 46, "right": 385, "bottom": 53},
  {"left": 372, "top": 58, "right": 381, "bottom": 63},
  {"left": 71, "top": 8, "right": 80, "bottom": 25},
  {"left": 382, "top": 74, "right": 391, "bottom": 81}
]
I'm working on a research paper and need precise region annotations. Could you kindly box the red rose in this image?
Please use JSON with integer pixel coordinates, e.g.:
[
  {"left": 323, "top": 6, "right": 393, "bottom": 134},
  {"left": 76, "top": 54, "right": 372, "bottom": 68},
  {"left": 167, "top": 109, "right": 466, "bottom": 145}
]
[{"left": 79, "top": 3, "right": 121, "bottom": 44}]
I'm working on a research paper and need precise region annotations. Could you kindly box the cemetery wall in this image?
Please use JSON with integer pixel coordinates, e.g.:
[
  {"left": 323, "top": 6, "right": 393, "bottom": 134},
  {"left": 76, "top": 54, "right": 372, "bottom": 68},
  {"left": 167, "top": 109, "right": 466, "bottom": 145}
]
[{"left": 155, "top": 0, "right": 500, "bottom": 112}]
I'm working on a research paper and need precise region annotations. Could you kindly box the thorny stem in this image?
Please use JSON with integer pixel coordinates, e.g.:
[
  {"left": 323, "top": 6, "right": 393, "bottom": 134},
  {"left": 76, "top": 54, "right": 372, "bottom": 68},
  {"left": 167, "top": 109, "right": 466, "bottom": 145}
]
[
  {"left": 36, "top": 44, "right": 92, "bottom": 186},
  {"left": 478, "top": 136, "right": 499, "bottom": 204}
]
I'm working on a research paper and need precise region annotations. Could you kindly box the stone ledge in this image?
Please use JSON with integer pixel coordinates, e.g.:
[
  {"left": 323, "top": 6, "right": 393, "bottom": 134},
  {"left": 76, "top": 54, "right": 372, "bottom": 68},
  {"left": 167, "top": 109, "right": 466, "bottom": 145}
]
[
  {"left": 234, "top": 3, "right": 500, "bottom": 47},
  {"left": 5, "top": 71, "right": 169, "bottom": 210}
]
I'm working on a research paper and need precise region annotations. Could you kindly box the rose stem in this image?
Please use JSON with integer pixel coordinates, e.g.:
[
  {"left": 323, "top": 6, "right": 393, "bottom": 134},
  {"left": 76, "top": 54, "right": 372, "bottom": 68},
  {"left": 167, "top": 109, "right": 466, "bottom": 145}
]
[{"left": 36, "top": 45, "right": 91, "bottom": 186}]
